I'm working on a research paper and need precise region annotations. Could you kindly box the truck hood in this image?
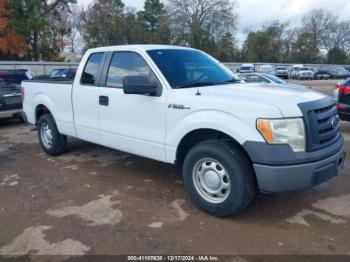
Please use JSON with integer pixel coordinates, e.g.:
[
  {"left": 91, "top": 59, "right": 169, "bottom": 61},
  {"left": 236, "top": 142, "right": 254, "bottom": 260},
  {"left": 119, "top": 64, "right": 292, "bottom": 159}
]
[{"left": 198, "top": 83, "right": 327, "bottom": 117}]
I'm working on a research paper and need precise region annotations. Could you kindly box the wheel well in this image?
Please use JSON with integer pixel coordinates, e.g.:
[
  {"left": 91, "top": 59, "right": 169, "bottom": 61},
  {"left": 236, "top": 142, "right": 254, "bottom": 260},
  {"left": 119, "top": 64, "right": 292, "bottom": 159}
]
[
  {"left": 175, "top": 129, "right": 251, "bottom": 166},
  {"left": 35, "top": 105, "right": 51, "bottom": 124}
]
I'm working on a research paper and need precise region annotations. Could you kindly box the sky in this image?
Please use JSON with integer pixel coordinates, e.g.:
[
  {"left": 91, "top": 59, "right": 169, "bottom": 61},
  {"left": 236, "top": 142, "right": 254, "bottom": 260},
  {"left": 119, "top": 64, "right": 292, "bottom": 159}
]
[{"left": 77, "top": 0, "right": 350, "bottom": 32}]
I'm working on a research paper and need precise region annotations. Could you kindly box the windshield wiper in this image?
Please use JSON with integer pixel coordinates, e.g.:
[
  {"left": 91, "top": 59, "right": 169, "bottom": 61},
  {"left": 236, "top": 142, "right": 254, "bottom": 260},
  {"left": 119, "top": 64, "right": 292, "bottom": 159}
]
[{"left": 174, "top": 81, "right": 216, "bottom": 89}]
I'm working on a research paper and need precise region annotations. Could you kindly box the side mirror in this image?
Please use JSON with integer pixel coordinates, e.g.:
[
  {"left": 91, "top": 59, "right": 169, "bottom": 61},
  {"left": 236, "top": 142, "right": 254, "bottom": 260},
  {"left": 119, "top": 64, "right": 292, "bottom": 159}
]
[{"left": 123, "top": 76, "right": 158, "bottom": 96}]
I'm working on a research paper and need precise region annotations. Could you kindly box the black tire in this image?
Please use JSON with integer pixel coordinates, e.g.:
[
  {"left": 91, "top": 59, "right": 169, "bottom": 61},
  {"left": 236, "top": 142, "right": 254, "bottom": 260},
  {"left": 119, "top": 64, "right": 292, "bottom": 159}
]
[
  {"left": 182, "top": 140, "right": 257, "bottom": 217},
  {"left": 37, "top": 114, "right": 67, "bottom": 156}
]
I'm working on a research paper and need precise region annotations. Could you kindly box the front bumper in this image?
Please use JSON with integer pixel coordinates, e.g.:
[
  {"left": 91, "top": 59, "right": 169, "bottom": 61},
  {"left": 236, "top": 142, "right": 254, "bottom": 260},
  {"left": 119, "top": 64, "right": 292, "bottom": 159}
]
[{"left": 253, "top": 146, "right": 346, "bottom": 193}]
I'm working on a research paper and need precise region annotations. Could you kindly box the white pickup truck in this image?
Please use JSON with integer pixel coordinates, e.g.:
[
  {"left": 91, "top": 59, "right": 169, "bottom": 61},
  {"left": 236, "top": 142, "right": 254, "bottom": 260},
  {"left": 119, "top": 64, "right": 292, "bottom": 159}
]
[{"left": 22, "top": 45, "right": 346, "bottom": 217}]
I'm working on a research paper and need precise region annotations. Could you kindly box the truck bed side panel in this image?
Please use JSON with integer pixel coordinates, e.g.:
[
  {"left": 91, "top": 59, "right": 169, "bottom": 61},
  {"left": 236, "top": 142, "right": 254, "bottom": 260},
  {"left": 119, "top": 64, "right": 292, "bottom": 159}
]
[{"left": 23, "top": 81, "right": 76, "bottom": 137}]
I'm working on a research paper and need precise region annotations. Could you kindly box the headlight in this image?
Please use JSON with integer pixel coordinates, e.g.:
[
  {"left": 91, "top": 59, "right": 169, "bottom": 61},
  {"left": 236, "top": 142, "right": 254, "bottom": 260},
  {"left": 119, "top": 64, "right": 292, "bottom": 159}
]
[{"left": 257, "top": 118, "right": 305, "bottom": 152}]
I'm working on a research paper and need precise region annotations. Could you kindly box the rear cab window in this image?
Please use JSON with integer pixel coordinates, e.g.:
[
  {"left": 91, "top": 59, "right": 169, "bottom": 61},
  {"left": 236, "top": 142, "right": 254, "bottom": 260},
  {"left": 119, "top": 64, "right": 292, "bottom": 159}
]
[{"left": 81, "top": 52, "right": 104, "bottom": 85}]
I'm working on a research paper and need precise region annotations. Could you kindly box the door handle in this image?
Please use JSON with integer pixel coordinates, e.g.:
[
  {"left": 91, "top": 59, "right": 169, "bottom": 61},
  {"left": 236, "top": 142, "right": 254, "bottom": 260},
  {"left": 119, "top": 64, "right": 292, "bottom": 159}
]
[{"left": 99, "top": 96, "right": 109, "bottom": 106}]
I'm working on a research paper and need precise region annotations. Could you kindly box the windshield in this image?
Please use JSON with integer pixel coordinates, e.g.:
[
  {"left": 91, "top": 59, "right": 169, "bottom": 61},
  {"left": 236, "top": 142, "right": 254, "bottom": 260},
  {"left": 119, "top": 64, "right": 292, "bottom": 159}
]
[
  {"left": 263, "top": 74, "right": 285, "bottom": 84},
  {"left": 147, "top": 49, "right": 237, "bottom": 88},
  {"left": 276, "top": 67, "right": 287, "bottom": 70},
  {"left": 241, "top": 66, "right": 253, "bottom": 71}
]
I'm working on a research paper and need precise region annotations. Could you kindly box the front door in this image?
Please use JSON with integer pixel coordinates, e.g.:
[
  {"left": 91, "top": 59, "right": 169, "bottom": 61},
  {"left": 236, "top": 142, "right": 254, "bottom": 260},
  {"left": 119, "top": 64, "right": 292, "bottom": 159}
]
[{"left": 98, "top": 51, "right": 167, "bottom": 162}]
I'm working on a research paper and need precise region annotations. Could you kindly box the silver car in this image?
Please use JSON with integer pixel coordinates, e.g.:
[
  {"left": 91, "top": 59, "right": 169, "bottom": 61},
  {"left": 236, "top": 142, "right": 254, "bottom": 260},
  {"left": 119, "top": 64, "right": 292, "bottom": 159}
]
[{"left": 238, "top": 73, "right": 306, "bottom": 89}]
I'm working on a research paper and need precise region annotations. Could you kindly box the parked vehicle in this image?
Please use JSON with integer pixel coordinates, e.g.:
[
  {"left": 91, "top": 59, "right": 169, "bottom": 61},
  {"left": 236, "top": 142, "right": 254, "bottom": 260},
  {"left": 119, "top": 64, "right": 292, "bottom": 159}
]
[
  {"left": 314, "top": 68, "right": 331, "bottom": 80},
  {"left": 258, "top": 65, "right": 274, "bottom": 74},
  {"left": 291, "top": 65, "right": 314, "bottom": 80},
  {"left": 48, "top": 68, "right": 77, "bottom": 81},
  {"left": 0, "top": 70, "right": 33, "bottom": 120},
  {"left": 22, "top": 45, "right": 345, "bottom": 217},
  {"left": 336, "top": 78, "right": 350, "bottom": 120},
  {"left": 333, "top": 67, "right": 349, "bottom": 79},
  {"left": 35, "top": 68, "right": 77, "bottom": 81},
  {"left": 238, "top": 73, "right": 305, "bottom": 89},
  {"left": 239, "top": 63, "right": 255, "bottom": 73},
  {"left": 274, "top": 66, "right": 289, "bottom": 79}
]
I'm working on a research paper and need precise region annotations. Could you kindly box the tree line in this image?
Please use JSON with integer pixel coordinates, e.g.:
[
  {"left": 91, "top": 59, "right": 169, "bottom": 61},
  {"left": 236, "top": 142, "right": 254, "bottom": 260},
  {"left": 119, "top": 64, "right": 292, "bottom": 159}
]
[{"left": 0, "top": 0, "right": 350, "bottom": 64}]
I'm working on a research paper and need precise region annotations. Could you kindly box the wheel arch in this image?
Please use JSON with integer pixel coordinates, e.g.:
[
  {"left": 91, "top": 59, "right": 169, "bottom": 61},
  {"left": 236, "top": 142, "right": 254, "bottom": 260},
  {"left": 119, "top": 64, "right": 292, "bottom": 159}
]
[
  {"left": 35, "top": 104, "right": 52, "bottom": 124},
  {"left": 175, "top": 128, "right": 253, "bottom": 167},
  {"left": 33, "top": 93, "right": 56, "bottom": 124}
]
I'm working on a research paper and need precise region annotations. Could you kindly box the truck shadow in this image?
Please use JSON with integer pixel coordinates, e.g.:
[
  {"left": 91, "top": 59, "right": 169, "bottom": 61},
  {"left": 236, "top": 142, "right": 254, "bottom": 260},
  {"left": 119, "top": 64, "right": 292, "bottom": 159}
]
[{"left": 0, "top": 118, "right": 25, "bottom": 128}]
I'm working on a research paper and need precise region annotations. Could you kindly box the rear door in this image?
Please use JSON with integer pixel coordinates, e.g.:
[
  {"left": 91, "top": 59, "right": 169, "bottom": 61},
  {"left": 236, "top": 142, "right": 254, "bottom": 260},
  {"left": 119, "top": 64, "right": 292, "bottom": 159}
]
[
  {"left": 98, "top": 51, "right": 167, "bottom": 161},
  {"left": 72, "top": 52, "right": 106, "bottom": 144}
]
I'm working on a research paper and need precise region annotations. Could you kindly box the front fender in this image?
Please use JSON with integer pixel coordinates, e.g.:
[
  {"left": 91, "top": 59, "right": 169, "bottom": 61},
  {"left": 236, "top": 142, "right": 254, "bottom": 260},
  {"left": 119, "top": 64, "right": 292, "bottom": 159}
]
[{"left": 165, "top": 110, "right": 265, "bottom": 163}]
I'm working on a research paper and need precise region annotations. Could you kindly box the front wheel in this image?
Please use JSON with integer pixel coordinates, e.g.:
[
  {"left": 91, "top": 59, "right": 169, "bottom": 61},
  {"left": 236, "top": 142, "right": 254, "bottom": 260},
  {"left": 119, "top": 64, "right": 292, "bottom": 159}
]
[
  {"left": 183, "top": 140, "right": 257, "bottom": 217},
  {"left": 37, "top": 114, "right": 67, "bottom": 156}
]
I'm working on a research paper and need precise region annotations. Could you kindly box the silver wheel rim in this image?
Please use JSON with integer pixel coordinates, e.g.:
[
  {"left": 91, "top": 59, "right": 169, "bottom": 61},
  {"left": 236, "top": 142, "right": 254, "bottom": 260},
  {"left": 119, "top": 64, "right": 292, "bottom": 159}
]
[
  {"left": 40, "top": 123, "right": 53, "bottom": 149},
  {"left": 192, "top": 158, "right": 231, "bottom": 204}
]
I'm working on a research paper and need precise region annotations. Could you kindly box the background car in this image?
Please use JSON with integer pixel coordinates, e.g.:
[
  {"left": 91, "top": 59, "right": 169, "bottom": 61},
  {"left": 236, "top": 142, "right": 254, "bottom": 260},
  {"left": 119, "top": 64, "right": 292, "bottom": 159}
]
[
  {"left": 35, "top": 68, "right": 77, "bottom": 81},
  {"left": 0, "top": 70, "right": 33, "bottom": 120},
  {"left": 274, "top": 66, "right": 289, "bottom": 79},
  {"left": 314, "top": 68, "right": 331, "bottom": 80},
  {"left": 336, "top": 78, "right": 350, "bottom": 121},
  {"left": 48, "top": 68, "right": 76, "bottom": 80},
  {"left": 239, "top": 63, "right": 255, "bottom": 73},
  {"left": 334, "top": 67, "right": 349, "bottom": 79},
  {"left": 258, "top": 65, "right": 274, "bottom": 74},
  {"left": 291, "top": 66, "right": 314, "bottom": 80},
  {"left": 238, "top": 73, "right": 306, "bottom": 89}
]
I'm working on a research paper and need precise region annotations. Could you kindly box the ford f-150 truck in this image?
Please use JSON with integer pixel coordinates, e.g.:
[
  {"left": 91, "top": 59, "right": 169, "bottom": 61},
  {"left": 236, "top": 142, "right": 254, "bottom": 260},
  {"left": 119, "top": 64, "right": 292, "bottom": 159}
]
[{"left": 22, "top": 45, "right": 346, "bottom": 217}]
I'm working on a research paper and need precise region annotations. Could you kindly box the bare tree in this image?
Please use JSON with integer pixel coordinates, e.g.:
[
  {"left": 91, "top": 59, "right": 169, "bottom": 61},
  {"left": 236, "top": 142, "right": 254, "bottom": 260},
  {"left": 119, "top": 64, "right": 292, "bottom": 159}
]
[
  {"left": 323, "top": 20, "right": 350, "bottom": 53},
  {"left": 166, "top": 0, "right": 238, "bottom": 51},
  {"left": 301, "top": 8, "right": 335, "bottom": 63},
  {"left": 64, "top": 4, "right": 84, "bottom": 54}
]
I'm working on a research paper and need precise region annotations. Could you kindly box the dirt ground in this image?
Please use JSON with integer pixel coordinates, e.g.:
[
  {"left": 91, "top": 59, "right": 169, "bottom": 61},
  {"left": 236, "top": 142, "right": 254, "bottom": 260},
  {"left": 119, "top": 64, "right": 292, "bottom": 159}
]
[{"left": 0, "top": 80, "right": 350, "bottom": 259}]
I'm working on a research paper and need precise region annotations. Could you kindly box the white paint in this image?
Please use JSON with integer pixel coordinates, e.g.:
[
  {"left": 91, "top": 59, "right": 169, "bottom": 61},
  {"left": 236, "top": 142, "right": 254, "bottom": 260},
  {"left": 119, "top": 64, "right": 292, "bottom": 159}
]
[
  {"left": 47, "top": 191, "right": 122, "bottom": 226},
  {"left": 0, "top": 226, "right": 90, "bottom": 255},
  {"left": 8, "top": 181, "right": 18, "bottom": 187},
  {"left": 148, "top": 222, "right": 163, "bottom": 228},
  {"left": 312, "top": 194, "right": 350, "bottom": 217},
  {"left": 286, "top": 209, "right": 347, "bottom": 226},
  {"left": 63, "top": 165, "right": 79, "bottom": 170},
  {"left": 1, "top": 174, "right": 19, "bottom": 187},
  {"left": 171, "top": 199, "right": 189, "bottom": 221}
]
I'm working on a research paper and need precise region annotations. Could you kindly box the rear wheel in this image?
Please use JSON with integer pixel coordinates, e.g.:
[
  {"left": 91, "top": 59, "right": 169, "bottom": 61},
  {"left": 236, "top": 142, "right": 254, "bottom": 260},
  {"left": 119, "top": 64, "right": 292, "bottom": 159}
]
[
  {"left": 37, "top": 114, "right": 67, "bottom": 156},
  {"left": 182, "top": 140, "right": 257, "bottom": 217}
]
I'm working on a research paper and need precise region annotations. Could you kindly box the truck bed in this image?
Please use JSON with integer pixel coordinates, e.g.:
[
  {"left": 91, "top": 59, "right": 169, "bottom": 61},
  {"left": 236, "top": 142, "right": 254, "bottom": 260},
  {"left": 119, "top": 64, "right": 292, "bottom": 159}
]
[{"left": 22, "top": 80, "right": 76, "bottom": 137}]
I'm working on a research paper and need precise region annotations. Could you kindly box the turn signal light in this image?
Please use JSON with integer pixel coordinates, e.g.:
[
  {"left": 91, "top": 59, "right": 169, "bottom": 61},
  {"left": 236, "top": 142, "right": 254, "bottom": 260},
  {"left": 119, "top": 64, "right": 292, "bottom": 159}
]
[{"left": 257, "top": 119, "right": 273, "bottom": 143}]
